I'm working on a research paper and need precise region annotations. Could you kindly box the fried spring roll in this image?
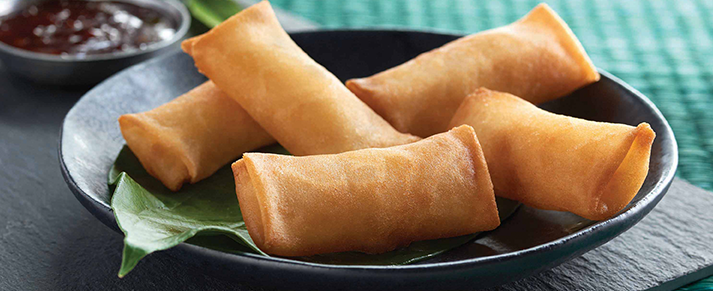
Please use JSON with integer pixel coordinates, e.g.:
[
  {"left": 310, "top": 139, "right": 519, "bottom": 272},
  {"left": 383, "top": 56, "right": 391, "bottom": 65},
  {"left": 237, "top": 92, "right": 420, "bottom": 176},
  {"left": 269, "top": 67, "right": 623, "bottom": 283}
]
[
  {"left": 183, "top": 2, "right": 419, "bottom": 156},
  {"left": 346, "top": 3, "right": 600, "bottom": 137},
  {"left": 119, "top": 81, "right": 275, "bottom": 191},
  {"left": 448, "top": 88, "right": 655, "bottom": 220},
  {"left": 231, "top": 125, "right": 498, "bottom": 256}
]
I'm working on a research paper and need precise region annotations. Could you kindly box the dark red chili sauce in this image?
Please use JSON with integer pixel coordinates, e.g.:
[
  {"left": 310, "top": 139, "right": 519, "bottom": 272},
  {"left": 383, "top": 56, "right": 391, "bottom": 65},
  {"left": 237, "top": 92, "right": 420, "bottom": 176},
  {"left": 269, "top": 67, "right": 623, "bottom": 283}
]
[{"left": 0, "top": 0, "right": 177, "bottom": 58}]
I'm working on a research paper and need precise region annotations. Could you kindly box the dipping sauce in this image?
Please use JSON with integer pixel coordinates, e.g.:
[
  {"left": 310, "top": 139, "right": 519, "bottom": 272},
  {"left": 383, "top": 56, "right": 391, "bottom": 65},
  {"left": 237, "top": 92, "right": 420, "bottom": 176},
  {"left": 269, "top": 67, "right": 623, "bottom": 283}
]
[{"left": 0, "top": 0, "right": 177, "bottom": 58}]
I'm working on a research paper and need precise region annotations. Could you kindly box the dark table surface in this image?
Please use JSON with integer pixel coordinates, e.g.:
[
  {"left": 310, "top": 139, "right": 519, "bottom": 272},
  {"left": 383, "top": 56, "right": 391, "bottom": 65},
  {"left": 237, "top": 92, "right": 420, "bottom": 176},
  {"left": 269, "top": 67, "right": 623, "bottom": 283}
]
[{"left": 0, "top": 61, "right": 257, "bottom": 291}]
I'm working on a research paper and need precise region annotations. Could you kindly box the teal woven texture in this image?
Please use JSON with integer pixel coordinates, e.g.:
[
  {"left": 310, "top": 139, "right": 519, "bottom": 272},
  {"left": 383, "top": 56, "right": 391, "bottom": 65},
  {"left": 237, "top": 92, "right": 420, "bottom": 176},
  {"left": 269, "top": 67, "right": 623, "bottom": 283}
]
[{"left": 268, "top": 1, "right": 713, "bottom": 289}]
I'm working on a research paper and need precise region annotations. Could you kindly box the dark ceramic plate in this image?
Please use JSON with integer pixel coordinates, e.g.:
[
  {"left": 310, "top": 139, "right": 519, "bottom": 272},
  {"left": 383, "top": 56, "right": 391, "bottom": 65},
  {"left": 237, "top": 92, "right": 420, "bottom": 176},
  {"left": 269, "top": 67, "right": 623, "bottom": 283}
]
[{"left": 59, "top": 30, "right": 677, "bottom": 290}]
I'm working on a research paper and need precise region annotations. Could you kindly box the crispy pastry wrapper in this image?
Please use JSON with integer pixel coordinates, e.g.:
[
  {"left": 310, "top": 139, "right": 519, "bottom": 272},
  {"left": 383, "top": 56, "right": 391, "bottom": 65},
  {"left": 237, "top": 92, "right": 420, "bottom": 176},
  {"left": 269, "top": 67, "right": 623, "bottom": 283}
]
[
  {"left": 346, "top": 3, "right": 600, "bottom": 137},
  {"left": 183, "top": 1, "right": 419, "bottom": 156},
  {"left": 118, "top": 81, "right": 275, "bottom": 191},
  {"left": 231, "top": 125, "right": 499, "bottom": 256},
  {"left": 448, "top": 88, "right": 655, "bottom": 220}
]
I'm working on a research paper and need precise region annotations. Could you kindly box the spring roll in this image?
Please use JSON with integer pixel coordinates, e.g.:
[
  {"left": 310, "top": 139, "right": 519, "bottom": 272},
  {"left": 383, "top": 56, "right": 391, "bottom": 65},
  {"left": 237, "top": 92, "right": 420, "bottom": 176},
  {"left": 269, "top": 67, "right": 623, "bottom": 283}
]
[
  {"left": 448, "top": 88, "right": 655, "bottom": 220},
  {"left": 118, "top": 81, "right": 275, "bottom": 191},
  {"left": 346, "top": 3, "right": 600, "bottom": 137},
  {"left": 183, "top": 1, "right": 420, "bottom": 156},
  {"left": 231, "top": 125, "right": 498, "bottom": 256}
]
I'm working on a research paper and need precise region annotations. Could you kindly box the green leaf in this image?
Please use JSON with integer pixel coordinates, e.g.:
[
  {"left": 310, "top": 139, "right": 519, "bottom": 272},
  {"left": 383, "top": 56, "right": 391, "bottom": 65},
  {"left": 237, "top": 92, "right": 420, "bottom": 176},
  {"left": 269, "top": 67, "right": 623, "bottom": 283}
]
[
  {"left": 110, "top": 145, "right": 520, "bottom": 276},
  {"left": 110, "top": 146, "right": 266, "bottom": 278},
  {"left": 186, "top": 0, "right": 243, "bottom": 28}
]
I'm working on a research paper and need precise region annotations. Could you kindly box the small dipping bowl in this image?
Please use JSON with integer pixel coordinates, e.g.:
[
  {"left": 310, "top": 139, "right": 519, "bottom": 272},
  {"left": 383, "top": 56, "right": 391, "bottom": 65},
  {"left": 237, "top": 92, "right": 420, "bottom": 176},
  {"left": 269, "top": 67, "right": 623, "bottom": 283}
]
[{"left": 0, "top": 0, "right": 190, "bottom": 86}]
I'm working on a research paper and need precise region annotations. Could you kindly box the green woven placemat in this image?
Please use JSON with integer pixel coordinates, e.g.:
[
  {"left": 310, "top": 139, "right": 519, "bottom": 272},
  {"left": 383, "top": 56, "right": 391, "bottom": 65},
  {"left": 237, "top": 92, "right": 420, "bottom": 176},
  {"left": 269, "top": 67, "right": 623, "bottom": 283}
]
[{"left": 267, "top": 1, "right": 713, "bottom": 289}]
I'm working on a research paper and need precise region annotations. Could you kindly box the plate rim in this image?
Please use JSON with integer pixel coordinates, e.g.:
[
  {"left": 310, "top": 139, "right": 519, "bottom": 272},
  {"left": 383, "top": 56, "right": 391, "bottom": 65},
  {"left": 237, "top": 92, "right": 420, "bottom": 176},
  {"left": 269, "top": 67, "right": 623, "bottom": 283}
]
[{"left": 58, "top": 29, "right": 679, "bottom": 273}]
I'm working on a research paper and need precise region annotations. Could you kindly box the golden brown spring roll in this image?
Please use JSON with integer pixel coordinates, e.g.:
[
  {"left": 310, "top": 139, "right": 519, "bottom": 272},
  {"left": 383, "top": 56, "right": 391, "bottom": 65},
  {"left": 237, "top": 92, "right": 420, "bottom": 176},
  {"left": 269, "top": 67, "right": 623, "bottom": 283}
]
[
  {"left": 448, "top": 88, "right": 655, "bottom": 220},
  {"left": 231, "top": 125, "right": 498, "bottom": 256},
  {"left": 119, "top": 81, "right": 275, "bottom": 191},
  {"left": 346, "top": 3, "right": 600, "bottom": 137},
  {"left": 183, "top": 1, "right": 419, "bottom": 156}
]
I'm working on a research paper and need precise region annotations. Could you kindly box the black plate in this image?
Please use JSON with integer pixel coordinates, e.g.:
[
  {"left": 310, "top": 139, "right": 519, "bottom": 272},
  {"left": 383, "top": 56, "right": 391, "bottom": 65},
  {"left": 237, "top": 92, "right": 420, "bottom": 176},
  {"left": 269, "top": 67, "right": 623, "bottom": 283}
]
[{"left": 59, "top": 30, "right": 677, "bottom": 290}]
